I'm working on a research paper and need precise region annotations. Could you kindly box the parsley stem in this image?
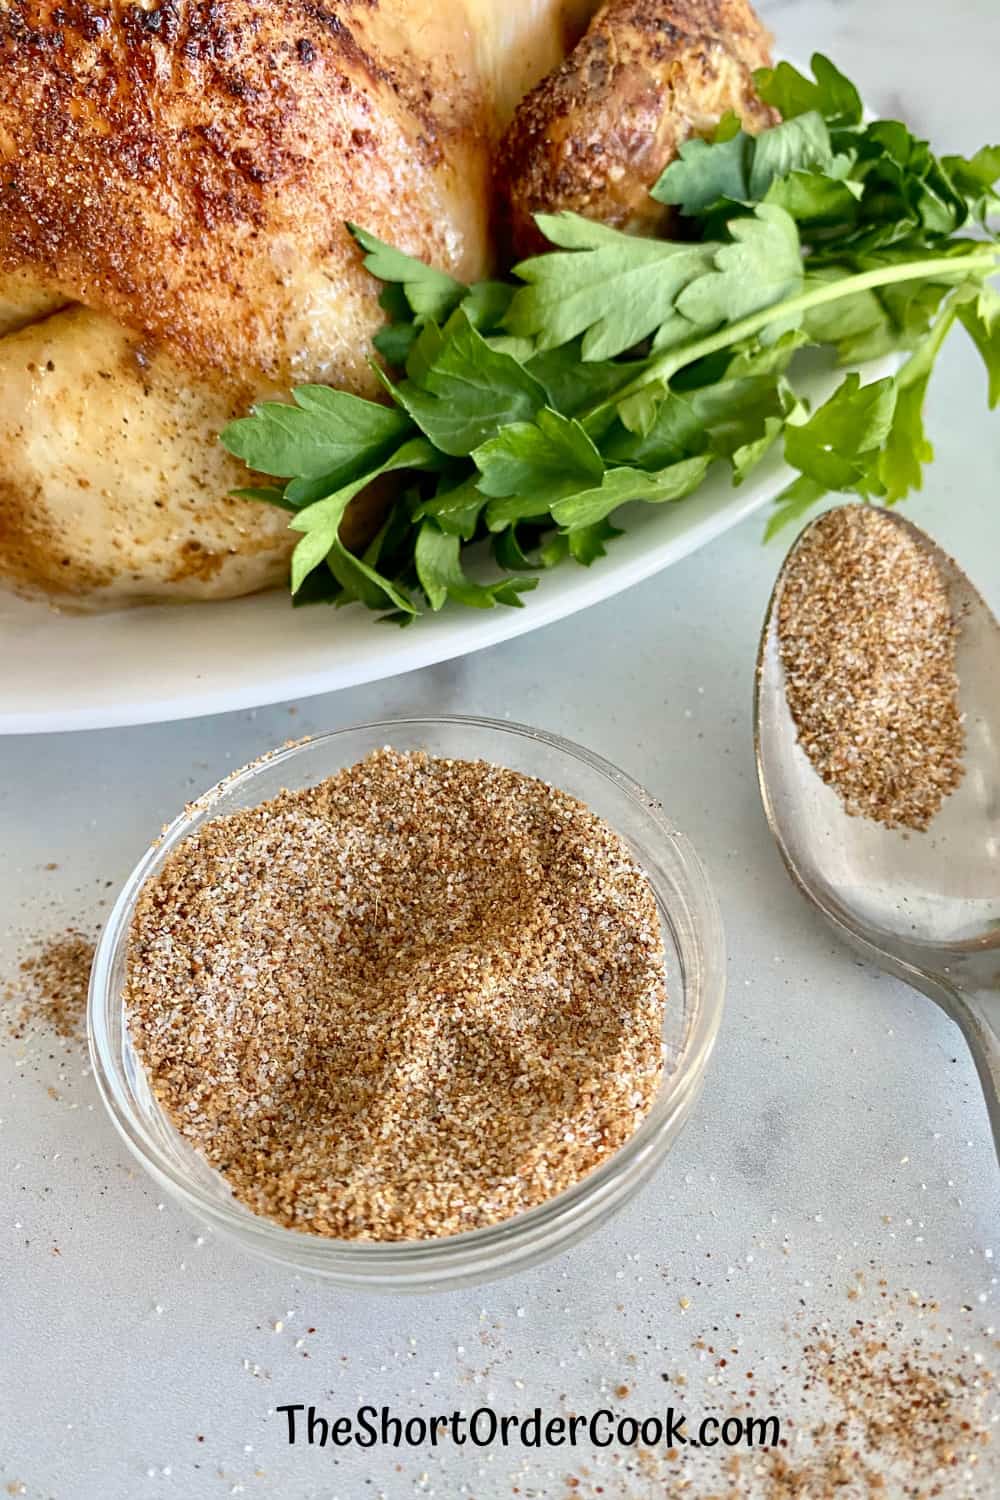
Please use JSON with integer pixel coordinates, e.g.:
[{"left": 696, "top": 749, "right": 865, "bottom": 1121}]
[{"left": 583, "top": 248, "right": 999, "bottom": 426}]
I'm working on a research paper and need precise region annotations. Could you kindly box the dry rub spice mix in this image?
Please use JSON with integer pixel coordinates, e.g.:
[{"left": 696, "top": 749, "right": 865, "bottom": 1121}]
[
  {"left": 777, "top": 504, "right": 964, "bottom": 831},
  {"left": 124, "top": 749, "right": 667, "bottom": 1241}
]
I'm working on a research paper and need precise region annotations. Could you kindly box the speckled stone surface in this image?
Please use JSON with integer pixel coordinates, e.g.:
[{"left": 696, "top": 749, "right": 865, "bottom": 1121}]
[{"left": 3, "top": 2, "right": 999, "bottom": 1495}]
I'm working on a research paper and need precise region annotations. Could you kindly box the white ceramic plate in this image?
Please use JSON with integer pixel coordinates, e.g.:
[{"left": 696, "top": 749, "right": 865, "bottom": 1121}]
[{"left": 0, "top": 349, "right": 899, "bottom": 733}]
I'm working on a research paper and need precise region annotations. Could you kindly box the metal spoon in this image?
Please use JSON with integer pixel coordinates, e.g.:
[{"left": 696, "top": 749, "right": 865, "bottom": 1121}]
[{"left": 755, "top": 504, "right": 1000, "bottom": 1157}]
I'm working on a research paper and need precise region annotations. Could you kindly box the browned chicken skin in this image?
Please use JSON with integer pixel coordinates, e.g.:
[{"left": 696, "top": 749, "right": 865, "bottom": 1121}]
[
  {"left": 0, "top": 0, "right": 774, "bottom": 608},
  {"left": 497, "top": 0, "right": 778, "bottom": 258}
]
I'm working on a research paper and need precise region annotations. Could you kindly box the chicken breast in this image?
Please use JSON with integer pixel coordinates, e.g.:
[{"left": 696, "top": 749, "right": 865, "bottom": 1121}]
[
  {"left": 497, "top": 0, "right": 778, "bottom": 257},
  {"left": 0, "top": 0, "right": 592, "bottom": 605}
]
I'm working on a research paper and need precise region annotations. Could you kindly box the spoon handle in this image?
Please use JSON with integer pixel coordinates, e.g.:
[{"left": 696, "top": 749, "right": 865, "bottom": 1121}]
[{"left": 943, "top": 983, "right": 1000, "bottom": 1160}]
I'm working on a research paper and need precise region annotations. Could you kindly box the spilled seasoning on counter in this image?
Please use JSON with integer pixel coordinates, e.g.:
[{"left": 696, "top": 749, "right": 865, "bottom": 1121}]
[
  {"left": 5, "top": 929, "right": 95, "bottom": 1043},
  {"left": 776, "top": 505, "right": 963, "bottom": 831},
  {"left": 124, "top": 748, "right": 667, "bottom": 1241},
  {"left": 751, "top": 1321, "right": 994, "bottom": 1498},
  {"left": 575, "top": 1287, "right": 995, "bottom": 1500}
]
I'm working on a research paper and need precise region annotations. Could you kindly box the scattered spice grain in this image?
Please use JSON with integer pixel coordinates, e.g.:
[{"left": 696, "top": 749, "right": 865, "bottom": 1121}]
[
  {"left": 776, "top": 505, "right": 964, "bottom": 831},
  {"left": 597, "top": 1287, "right": 995, "bottom": 1499},
  {"left": 743, "top": 1314, "right": 994, "bottom": 1499},
  {"left": 124, "top": 749, "right": 667, "bottom": 1241},
  {"left": 5, "top": 930, "right": 95, "bottom": 1042}
]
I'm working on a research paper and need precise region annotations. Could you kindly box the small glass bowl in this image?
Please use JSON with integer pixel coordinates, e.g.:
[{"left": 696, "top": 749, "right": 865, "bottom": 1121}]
[{"left": 89, "top": 716, "right": 725, "bottom": 1291}]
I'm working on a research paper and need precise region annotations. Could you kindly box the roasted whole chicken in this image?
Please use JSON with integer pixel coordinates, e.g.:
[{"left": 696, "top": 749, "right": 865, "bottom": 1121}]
[{"left": 0, "top": 0, "right": 774, "bottom": 607}]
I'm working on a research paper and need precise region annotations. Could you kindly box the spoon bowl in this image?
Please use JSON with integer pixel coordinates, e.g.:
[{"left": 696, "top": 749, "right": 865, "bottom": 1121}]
[{"left": 755, "top": 504, "right": 1000, "bottom": 1152}]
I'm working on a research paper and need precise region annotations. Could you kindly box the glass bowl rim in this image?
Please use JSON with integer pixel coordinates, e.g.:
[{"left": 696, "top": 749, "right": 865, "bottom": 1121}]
[{"left": 88, "top": 714, "right": 725, "bottom": 1271}]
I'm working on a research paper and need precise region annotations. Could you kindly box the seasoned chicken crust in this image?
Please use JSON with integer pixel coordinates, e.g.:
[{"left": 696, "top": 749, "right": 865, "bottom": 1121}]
[
  {"left": 497, "top": 0, "right": 778, "bottom": 257},
  {"left": 0, "top": 0, "right": 487, "bottom": 602},
  {"left": 0, "top": 0, "right": 593, "bottom": 605}
]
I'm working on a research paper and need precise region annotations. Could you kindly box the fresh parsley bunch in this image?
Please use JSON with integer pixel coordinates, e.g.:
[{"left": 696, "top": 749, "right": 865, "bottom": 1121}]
[{"left": 221, "top": 54, "right": 1000, "bottom": 621}]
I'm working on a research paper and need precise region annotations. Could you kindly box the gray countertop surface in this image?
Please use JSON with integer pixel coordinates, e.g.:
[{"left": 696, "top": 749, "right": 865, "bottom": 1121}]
[{"left": 3, "top": 2, "right": 999, "bottom": 1496}]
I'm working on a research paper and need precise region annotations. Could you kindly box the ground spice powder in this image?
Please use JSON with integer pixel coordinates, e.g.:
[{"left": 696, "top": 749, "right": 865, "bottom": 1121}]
[
  {"left": 776, "top": 505, "right": 964, "bottom": 832},
  {"left": 5, "top": 930, "right": 95, "bottom": 1043},
  {"left": 124, "top": 749, "right": 667, "bottom": 1241}
]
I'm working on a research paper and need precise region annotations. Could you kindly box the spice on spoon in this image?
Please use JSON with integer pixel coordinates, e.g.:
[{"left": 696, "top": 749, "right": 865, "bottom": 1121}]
[
  {"left": 124, "top": 748, "right": 667, "bottom": 1241},
  {"left": 776, "top": 505, "right": 964, "bottom": 832}
]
